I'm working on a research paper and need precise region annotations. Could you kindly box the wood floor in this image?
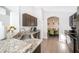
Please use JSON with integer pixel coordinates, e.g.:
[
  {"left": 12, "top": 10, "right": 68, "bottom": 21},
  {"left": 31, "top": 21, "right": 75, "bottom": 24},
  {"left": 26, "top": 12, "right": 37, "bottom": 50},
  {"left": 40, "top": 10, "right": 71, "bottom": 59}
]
[{"left": 41, "top": 36, "right": 70, "bottom": 53}]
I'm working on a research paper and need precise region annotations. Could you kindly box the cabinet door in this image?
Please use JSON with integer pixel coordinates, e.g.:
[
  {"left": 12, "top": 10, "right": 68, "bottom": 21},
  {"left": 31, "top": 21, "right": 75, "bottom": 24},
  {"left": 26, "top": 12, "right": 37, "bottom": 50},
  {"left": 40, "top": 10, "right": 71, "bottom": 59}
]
[
  {"left": 23, "top": 14, "right": 30, "bottom": 26},
  {"left": 23, "top": 14, "right": 27, "bottom": 26},
  {"left": 35, "top": 18, "right": 37, "bottom": 26},
  {"left": 23, "top": 13, "right": 37, "bottom": 26},
  {"left": 30, "top": 16, "right": 34, "bottom": 26},
  {"left": 69, "top": 15, "right": 73, "bottom": 26},
  {"left": 76, "top": 20, "right": 79, "bottom": 32},
  {"left": 30, "top": 16, "right": 37, "bottom": 26},
  {"left": 77, "top": 7, "right": 79, "bottom": 15},
  {"left": 28, "top": 14, "right": 31, "bottom": 26}
]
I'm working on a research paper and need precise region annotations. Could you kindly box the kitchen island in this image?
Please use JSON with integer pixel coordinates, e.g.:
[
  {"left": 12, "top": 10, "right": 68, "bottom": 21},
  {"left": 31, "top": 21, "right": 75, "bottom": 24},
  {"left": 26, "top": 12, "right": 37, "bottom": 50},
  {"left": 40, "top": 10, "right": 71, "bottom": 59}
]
[{"left": 0, "top": 38, "right": 42, "bottom": 53}]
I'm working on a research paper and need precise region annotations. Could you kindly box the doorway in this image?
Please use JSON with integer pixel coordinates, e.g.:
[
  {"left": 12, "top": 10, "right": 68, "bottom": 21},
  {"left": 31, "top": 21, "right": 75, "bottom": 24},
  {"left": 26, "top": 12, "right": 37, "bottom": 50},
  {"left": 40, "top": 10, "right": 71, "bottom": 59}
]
[{"left": 47, "top": 16, "right": 59, "bottom": 38}]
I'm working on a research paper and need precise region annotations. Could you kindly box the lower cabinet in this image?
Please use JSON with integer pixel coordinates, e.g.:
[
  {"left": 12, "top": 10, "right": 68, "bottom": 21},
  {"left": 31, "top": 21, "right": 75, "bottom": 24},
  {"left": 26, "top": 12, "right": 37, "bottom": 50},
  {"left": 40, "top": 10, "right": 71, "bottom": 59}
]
[
  {"left": 33, "top": 44, "right": 41, "bottom": 53},
  {"left": 66, "top": 35, "right": 74, "bottom": 52}
]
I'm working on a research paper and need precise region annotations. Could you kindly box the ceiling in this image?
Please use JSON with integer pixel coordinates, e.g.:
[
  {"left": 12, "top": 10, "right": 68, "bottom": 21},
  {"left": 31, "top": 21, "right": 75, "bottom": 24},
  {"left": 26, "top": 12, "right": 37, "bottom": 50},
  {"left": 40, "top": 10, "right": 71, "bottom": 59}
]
[{"left": 40, "top": 6, "right": 77, "bottom": 12}]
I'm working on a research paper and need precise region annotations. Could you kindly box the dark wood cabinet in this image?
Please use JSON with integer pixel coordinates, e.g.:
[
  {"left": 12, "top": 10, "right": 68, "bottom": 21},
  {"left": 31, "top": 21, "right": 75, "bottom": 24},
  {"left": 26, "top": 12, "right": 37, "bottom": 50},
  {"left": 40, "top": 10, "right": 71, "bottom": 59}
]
[
  {"left": 33, "top": 44, "right": 41, "bottom": 53},
  {"left": 67, "top": 7, "right": 79, "bottom": 52},
  {"left": 69, "top": 12, "right": 77, "bottom": 27},
  {"left": 22, "top": 13, "right": 37, "bottom": 26},
  {"left": 69, "top": 15, "right": 73, "bottom": 27}
]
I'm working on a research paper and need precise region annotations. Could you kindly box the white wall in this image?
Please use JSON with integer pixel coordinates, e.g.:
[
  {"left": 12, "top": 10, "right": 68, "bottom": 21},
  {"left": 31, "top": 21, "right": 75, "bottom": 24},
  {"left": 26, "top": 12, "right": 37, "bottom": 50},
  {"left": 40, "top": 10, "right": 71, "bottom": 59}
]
[
  {"left": 43, "top": 10, "right": 77, "bottom": 41},
  {"left": 0, "top": 6, "right": 10, "bottom": 27},
  {"left": 5, "top": 6, "right": 77, "bottom": 40},
  {"left": 5, "top": 6, "right": 43, "bottom": 39},
  {"left": 0, "top": 15, "right": 10, "bottom": 26},
  {"left": 43, "top": 11, "right": 66, "bottom": 39},
  {"left": 6, "top": 6, "right": 20, "bottom": 33},
  {"left": 20, "top": 6, "right": 43, "bottom": 39},
  {"left": 20, "top": 6, "right": 37, "bottom": 31},
  {"left": 33, "top": 7, "right": 43, "bottom": 39}
]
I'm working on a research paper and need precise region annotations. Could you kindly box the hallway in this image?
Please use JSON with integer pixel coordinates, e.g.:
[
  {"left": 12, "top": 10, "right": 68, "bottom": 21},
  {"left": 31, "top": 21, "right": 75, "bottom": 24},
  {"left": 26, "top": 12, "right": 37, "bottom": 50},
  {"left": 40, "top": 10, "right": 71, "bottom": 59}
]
[{"left": 41, "top": 36, "right": 70, "bottom": 53}]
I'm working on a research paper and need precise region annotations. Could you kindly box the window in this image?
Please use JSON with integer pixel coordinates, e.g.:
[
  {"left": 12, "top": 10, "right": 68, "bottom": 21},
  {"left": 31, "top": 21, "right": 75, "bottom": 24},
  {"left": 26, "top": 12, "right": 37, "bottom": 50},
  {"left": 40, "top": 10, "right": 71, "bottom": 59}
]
[{"left": 0, "top": 7, "right": 6, "bottom": 15}]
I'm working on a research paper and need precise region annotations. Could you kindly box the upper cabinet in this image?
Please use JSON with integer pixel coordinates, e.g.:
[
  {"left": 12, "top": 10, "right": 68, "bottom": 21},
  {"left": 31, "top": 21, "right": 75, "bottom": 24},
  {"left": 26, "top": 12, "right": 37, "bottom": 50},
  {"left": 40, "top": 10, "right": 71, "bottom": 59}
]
[
  {"left": 77, "top": 7, "right": 79, "bottom": 21},
  {"left": 69, "top": 12, "right": 77, "bottom": 27},
  {"left": 77, "top": 7, "right": 79, "bottom": 15},
  {"left": 22, "top": 13, "right": 37, "bottom": 26},
  {"left": 76, "top": 7, "right": 79, "bottom": 32}
]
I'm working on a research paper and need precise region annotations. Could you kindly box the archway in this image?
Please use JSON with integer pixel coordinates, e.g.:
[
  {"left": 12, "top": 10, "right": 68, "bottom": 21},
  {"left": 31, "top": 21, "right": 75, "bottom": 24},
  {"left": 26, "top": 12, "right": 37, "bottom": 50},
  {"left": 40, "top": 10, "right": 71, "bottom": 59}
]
[{"left": 47, "top": 16, "right": 59, "bottom": 38}]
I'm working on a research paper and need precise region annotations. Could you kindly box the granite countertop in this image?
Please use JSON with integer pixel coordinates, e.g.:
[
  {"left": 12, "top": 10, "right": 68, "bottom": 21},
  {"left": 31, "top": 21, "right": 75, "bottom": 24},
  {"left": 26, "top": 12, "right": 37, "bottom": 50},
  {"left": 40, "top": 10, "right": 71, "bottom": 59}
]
[
  {"left": 65, "top": 30, "right": 77, "bottom": 40},
  {"left": 26, "top": 30, "right": 40, "bottom": 34},
  {"left": 0, "top": 38, "right": 42, "bottom": 53}
]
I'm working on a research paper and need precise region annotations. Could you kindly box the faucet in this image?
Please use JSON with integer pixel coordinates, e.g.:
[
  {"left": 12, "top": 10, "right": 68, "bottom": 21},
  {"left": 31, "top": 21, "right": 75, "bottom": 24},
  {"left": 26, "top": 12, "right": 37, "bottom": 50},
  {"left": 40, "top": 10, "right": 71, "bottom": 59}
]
[{"left": 20, "top": 28, "right": 26, "bottom": 33}]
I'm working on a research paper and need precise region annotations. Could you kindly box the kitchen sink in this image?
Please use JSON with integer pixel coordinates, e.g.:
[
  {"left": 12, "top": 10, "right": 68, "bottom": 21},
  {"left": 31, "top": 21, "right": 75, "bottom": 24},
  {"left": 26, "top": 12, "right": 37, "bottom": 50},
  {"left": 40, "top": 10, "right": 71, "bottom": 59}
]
[{"left": 13, "top": 31, "right": 30, "bottom": 40}]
